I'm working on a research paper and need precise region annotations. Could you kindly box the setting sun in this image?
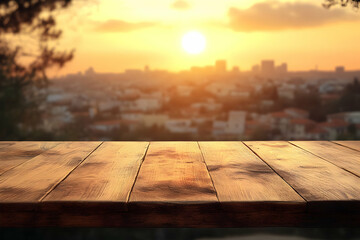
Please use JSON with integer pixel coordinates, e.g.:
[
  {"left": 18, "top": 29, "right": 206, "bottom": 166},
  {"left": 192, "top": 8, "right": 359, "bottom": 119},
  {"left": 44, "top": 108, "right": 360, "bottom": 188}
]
[{"left": 181, "top": 31, "right": 206, "bottom": 55}]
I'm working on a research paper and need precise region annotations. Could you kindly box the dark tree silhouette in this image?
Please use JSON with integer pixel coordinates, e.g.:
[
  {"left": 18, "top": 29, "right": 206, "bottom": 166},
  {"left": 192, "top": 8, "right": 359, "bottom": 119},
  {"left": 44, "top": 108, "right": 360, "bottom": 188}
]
[
  {"left": 0, "top": 0, "right": 73, "bottom": 139},
  {"left": 337, "top": 77, "right": 360, "bottom": 112},
  {"left": 323, "top": 0, "right": 360, "bottom": 8},
  {"left": 0, "top": 0, "right": 74, "bottom": 77}
]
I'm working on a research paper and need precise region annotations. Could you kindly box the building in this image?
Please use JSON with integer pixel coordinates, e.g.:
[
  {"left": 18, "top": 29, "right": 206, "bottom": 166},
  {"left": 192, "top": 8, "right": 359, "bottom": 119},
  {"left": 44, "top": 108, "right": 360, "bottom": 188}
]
[
  {"left": 90, "top": 120, "right": 122, "bottom": 132},
  {"left": 277, "top": 85, "right": 296, "bottom": 100},
  {"left": 327, "top": 112, "right": 360, "bottom": 124},
  {"left": 320, "top": 120, "right": 349, "bottom": 140},
  {"left": 211, "top": 111, "right": 247, "bottom": 137},
  {"left": 226, "top": 111, "right": 246, "bottom": 135},
  {"left": 230, "top": 91, "right": 250, "bottom": 98},
  {"left": 289, "top": 118, "right": 316, "bottom": 139},
  {"left": 335, "top": 66, "right": 345, "bottom": 74},
  {"left": 135, "top": 98, "right": 162, "bottom": 112},
  {"left": 206, "top": 83, "right": 236, "bottom": 97},
  {"left": 319, "top": 81, "right": 345, "bottom": 94},
  {"left": 191, "top": 101, "right": 223, "bottom": 112},
  {"left": 177, "top": 85, "right": 194, "bottom": 97},
  {"left": 144, "top": 65, "right": 150, "bottom": 72},
  {"left": 212, "top": 120, "right": 227, "bottom": 136},
  {"left": 42, "top": 106, "right": 73, "bottom": 131},
  {"left": 215, "top": 60, "right": 227, "bottom": 73},
  {"left": 142, "top": 114, "right": 169, "bottom": 128},
  {"left": 276, "top": 63, "right": 288, "bottom": 74},
  {"left": 98, "top": 100, "right": 119, "bottom": 112},
  {"left": 85, "top": 67, "right": 95, "bottom": 76},
  {"left": 261, "top": 60, "right": 275, "bottom": 74},
  {"left": 252, "top": 64, "right": 260, "bottom": 73},
  {"left": 261, "top": 100, "right": 274, "bottom": 109},
  {"left": 165, "top": 119, "right": 197, "bottom": 134},
  {"left": 268, "top": 111, "right": 292, "bottom": 135},
  {"left": 232, "top": 66, "right": 240, "bottom": 73},
  {"left": 245, "top": 120, "right": 271, "bottom": 138},
  {"left": 284, "top": 108, "right": 309, "bottom": 119},
  {"left": 121, "top": 112, "right": 143, "bottom": 122},
  {"left": 307, "top": 126, "right": 329, "bottom": 140}
]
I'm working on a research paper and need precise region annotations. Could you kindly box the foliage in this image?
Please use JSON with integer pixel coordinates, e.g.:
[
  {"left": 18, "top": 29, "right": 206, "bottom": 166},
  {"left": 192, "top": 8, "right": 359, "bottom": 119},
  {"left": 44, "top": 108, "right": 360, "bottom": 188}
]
[
  {"left": 0, "top": 43, "right": 40, "bottom": 139},
  {"left": 0, "top": 0, "right": 74, "bottom": 77},
  {"left": 0, "top": 0, "right": 73, "bottom": 139},
  {"left": 337, "top": 77, "right": 360, "bottom": 112},
  {"left": 323, "top": 0, "right": 360, "bottom": 8}
]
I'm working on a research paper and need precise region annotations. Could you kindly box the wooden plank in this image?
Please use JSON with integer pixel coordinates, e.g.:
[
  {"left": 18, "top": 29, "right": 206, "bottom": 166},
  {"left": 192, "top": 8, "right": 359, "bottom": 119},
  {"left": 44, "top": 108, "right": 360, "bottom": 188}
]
[
  {"left": 129, "top": 142, "right": 217, "bottom": 203},
  {"left": 334, "top": 141, "right": 360, "bottom": 152},
  {"left": 199, "top": 141, "right": 304, "bottom": 202},
  {"left": 199, "top": 141, "right": 306, "bottom": 227},
  {"left": 0, "top": 142, "right": 15, "bottom": 149},
  {"left": 44, "top": 142, "right": 149, "bottom": 203},
  {"left": 0, "top": 142, "right": 60, "bottom": 175},
  {"left": 244, "top": 141, "right": 360, "bottom": 201},
  {"left": 0, "top": 142, "right": 101, "bottom": 202},
  {"left": 291, "top": 141, "right": 360, "bottom": 177},
  {"left": 0, "top": 141, "right": 360, "bottom": 227}
]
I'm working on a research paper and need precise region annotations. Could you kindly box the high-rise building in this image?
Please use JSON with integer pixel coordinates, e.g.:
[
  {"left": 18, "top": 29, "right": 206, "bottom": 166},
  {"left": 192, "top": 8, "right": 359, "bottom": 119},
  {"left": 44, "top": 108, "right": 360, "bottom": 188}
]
[
  {"left": 261, "top": 60, "right": 275, "bottom": 74},
  {"left": 276, "top": 63, "right": 288, "bottom": 74},
  {"left": 85, "top": 67, "right": 95, "bottom": 75},
  {"left": 252, "top": 64, "right": 260, "bottom": 73},
  {"left": 335, "top": 66, "right": 345, "bottom": 74},
  {"left": 215, "top": 60, "right": 227, "bottom": 73}
]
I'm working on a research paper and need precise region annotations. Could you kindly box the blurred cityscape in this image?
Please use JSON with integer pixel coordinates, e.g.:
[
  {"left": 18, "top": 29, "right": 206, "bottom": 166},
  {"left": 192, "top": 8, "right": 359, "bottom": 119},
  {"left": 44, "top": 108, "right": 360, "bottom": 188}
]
[
  {"left": 1, "top": 1, "right": 360, "bottom": 240},
  {"left": 37, "top": 59, "right": 360, "bottom": 141}
]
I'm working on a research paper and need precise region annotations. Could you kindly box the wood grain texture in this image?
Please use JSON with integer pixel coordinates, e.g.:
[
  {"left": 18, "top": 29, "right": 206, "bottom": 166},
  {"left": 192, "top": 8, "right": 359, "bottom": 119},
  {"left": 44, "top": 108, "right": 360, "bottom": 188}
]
[
  {"left": 0, "top": 142, "right": 15, "bottom": 149},
  {"left": 0, "top": 142, "right": 60, "bottom": 175},
  {"left": 244, "top": 141, "right": 360, "bottom": 201},
  {"left": 44, "top": 142, "right": 149, "bottom": 203},
  {"left": 291, "top": 141, "right": 360, "bottom": 177},
  {"left": 1, "top": 141, "right": 360, "bottom": 227},
  {"left": 333, "top": 141, "right": 360, "bottom": 152},
  {"left": 0, "top": 142, "right": 101, "bottom": 202},
  {"left": 129, "top": 142, "right": 218, "bottom": 203},
  {"left": 199, "top": 141, "right": 304, "bottom": 202}
]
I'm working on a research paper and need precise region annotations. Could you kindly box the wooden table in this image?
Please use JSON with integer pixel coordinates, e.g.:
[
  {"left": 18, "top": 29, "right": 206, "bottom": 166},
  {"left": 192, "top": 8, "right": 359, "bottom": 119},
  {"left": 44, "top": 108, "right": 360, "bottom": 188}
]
[{"left": 0, "top": 141, "right": 359, "bottom": 227}]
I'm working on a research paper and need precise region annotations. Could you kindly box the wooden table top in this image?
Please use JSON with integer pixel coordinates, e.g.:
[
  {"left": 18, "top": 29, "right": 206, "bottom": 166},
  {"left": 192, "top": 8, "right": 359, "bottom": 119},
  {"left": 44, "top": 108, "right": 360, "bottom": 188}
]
[{"left": 0, "top": 141, "right": 359, "bottom": 227}]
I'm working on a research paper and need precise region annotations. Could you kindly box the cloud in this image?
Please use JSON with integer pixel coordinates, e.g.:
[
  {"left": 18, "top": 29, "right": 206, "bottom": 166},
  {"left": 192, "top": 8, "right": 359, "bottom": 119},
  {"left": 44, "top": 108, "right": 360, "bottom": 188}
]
[
  {"left": 94, "top": 20, "right": 158, "bottom": 32},
  {"left": 171, "top": 0, "right": 191, "bottom": 10},
  {"left": 228, "top": 1, "right": 358, "bottom": 32}
]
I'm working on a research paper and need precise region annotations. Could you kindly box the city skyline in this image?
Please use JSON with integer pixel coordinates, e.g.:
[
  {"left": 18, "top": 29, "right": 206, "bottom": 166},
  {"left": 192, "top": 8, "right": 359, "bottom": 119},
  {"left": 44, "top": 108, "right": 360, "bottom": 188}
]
[
  {"left": 42, "top": 0, "right": 360, "bottom": 77},
  {"left": 56, "top": 59, "right": 355, "bottom": 78}
]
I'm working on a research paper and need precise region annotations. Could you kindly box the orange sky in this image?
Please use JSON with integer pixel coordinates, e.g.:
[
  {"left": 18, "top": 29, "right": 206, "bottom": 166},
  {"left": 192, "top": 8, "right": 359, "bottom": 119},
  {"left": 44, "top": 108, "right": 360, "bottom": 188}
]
[{"left": 49, "top": 0, "right": 360, "bottom": 76}]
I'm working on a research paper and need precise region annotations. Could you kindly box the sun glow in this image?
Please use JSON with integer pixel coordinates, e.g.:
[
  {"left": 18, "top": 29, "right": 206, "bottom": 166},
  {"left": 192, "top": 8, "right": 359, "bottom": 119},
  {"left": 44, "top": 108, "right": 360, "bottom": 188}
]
[{"left": 181, "top": 31, "right": 206, "bottom": 55}]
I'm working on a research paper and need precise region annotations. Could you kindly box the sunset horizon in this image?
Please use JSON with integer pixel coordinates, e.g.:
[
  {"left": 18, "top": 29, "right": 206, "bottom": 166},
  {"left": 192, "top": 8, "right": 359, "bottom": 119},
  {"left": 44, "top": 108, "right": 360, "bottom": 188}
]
[
  {"left": 39, "top": 0, "right": 360, "bottom": 77},
  {"left": 52, "top": 58, "right": 360, "bottom": 79}
]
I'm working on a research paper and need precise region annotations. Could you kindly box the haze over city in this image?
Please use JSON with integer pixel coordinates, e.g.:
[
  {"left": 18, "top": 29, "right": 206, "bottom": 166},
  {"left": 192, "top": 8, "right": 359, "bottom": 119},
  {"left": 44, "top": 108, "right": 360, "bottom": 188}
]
[{"left": 36, "top": 0, "right": 360, "bottom": 76}]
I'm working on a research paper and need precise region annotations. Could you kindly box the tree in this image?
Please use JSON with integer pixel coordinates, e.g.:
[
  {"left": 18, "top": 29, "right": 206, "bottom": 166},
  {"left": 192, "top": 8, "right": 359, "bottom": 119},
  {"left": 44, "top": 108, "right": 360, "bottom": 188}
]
[
  {"left": 0, "top": 0, "right": 74, "bottom": 139},
  {"left": 337, "top": 77, "right": 360, "bottom": 112},
  {"left": 323, "top": 0, "right": 360, "bottom": 8}
]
